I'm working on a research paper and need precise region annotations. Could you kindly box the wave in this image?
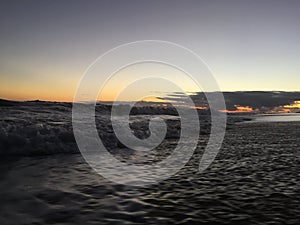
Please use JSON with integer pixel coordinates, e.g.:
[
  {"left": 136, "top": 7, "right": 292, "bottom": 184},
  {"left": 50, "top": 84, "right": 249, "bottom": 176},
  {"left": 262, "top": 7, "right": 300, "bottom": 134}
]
[{"left": 0, "top": 100, "right": 210, "bottom": 156}]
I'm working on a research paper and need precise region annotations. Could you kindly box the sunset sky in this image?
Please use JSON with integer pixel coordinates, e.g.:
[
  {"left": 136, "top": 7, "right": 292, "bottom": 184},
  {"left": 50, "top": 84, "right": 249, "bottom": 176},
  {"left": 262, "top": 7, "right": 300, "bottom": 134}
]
[{"left": 1, "top": 0, "right": 300, "bottom": 102}]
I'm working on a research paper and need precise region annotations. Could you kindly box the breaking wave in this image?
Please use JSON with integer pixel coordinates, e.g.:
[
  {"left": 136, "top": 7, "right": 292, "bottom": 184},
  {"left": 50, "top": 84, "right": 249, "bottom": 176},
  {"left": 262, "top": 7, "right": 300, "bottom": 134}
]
[{"left": 0, "top": 100, "right": 213, "bottom": 156}]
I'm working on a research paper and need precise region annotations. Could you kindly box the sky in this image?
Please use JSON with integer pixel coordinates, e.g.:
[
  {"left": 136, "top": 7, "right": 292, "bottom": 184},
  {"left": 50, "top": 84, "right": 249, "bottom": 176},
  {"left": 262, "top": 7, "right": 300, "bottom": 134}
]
[{"left": 0, "top": 0, "right": 300, "bottom": 102}]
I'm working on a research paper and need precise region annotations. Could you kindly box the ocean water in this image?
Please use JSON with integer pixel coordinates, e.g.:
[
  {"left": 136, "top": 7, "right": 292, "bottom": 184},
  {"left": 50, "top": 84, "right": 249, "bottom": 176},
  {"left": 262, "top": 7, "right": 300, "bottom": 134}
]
[
  {"left": 251, "top": 113, "right": 300, "bottom": 123},
  {"left": 0, "top": 121, "right": 299, "bottom": 225}
]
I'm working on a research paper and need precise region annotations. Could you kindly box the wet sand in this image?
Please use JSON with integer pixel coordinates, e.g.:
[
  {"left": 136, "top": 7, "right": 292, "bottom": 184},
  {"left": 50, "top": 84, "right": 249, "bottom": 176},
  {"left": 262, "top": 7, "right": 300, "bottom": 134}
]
[{"left": 0, "top": 121, "right": 299, "bottom": 225}]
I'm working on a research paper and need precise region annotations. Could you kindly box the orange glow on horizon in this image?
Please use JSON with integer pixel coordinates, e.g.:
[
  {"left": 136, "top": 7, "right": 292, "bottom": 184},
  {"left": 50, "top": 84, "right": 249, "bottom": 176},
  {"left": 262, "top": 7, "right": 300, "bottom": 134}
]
[
  {"left": 220, "top": 105, "right": 254, "bottom": 113},
  {"left": 283, "top": 101, "right": 300, "bottom": 109},
  {"left": 194, "top": 105, "right": 208, "bottom": 110},
  {"left": 140, "top": 96, "right": 167, "bottom": 103}
]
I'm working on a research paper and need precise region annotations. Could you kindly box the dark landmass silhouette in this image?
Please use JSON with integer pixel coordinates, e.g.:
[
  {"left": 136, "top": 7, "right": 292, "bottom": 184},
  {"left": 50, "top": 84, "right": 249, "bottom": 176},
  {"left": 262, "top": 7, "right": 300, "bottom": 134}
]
[{"left": 159, "top": 91, "right": 300, "bottom": 111}]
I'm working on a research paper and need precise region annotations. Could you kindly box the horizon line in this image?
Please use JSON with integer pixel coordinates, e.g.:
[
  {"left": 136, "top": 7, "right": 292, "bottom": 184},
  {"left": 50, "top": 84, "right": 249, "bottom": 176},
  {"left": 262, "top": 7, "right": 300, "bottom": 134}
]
[{"left": 1, "top": 90, "right": 300, "bottom": 104}]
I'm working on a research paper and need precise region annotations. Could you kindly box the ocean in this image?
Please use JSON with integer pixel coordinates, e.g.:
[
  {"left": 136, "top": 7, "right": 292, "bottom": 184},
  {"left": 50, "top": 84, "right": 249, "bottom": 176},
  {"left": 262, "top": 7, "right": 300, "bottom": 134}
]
[{"left": 0, "top": 103, "right": 299, "bottom": 224}]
